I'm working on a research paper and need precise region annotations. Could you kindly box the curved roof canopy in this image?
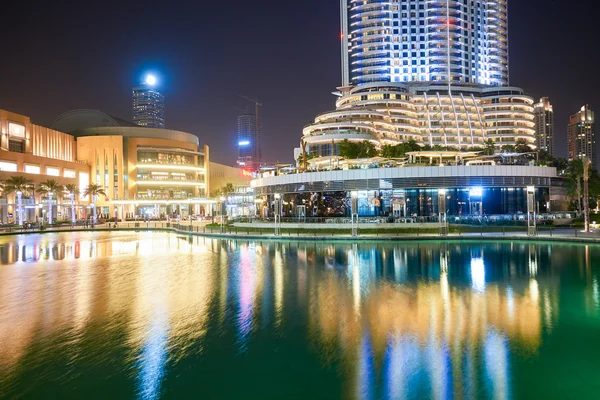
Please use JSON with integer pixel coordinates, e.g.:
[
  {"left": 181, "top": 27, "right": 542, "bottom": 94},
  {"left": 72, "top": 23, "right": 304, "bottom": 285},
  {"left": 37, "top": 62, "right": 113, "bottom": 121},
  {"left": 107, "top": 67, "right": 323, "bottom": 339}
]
[{"left": 49, "top": 109, "right": 199, "bottom": 146}]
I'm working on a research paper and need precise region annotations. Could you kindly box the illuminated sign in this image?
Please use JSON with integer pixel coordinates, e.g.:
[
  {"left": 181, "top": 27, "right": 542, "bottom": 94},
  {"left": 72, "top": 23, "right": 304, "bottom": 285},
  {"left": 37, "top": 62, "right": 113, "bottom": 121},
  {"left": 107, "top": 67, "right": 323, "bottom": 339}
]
[{"left": 238, "top": 141, "right": 250, "bottom": 146}]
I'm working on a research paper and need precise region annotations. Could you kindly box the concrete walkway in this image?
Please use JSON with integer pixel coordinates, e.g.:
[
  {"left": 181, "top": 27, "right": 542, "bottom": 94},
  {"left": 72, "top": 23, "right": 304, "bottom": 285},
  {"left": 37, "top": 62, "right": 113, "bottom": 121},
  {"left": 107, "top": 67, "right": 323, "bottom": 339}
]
[{"left": 1, "top": 223, "right": 600, "bottom": 244}]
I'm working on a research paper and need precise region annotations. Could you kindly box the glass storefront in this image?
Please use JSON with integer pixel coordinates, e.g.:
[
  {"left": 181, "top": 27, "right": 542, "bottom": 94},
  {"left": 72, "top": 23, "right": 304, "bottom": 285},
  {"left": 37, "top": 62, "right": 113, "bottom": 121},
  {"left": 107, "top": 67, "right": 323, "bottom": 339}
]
[{"left": 269, "top": 187, "right": 550, "bottom": 218}]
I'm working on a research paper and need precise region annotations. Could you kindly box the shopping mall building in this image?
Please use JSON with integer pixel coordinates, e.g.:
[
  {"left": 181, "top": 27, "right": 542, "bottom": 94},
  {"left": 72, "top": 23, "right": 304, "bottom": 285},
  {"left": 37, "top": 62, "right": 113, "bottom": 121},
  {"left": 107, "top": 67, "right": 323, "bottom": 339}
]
[{"left": 0, "top": 108, "right": 249, "bottom": 223}]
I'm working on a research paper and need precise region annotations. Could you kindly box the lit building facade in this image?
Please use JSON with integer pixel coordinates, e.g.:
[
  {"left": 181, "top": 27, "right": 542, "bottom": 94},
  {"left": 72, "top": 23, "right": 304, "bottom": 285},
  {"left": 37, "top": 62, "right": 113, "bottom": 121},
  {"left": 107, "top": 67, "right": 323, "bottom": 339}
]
[
  {"left": 533, "top": 97, "right": 555, "bottom": 155},
  {"left": 253, "top": 0, "right": 562, "bottom": 218},
  {"left": 568, "top": 105, "right": 596, "bottom": 168},
  {"left": 0, "top": 109, "right": 90, "bottom": 223},
  {"left": 304, "top": 0, "right": 534, "bottom": 156},
  {"left": 304, "top": 82, "right": 535, "bottom": 156},
  {"left": 132, "top": 76, "right": 165, "bottom": 128},
  {"left": 342, "top": 0, "right": 509, "bottom": 86},
  {"left": 51, "top": 109, "right": 210, "bottom": 219},
  {"left": 237, "top": 113, "right": 261, "bottom": 171}
]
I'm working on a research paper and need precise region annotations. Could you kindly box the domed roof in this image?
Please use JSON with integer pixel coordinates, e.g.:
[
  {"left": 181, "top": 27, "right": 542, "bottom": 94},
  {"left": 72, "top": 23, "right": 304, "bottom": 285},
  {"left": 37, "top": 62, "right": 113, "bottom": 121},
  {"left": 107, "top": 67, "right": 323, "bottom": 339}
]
[{"left": 49, "top": 109, "right": 138, "bottom": 133}]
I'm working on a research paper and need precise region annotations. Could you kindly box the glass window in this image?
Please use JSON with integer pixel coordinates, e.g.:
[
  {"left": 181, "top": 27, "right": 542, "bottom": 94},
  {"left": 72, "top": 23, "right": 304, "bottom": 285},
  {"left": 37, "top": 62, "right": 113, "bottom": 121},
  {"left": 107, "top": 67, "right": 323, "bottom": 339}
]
[
  {"left": 0, "top": 161, "right": 18, "bottom": 172},
  {"left": 64, "top": 169, "right": 76, "bottom": 178},
  {"left": 46, "top": 167, "right": 60, "bottom": 176},
  {"left": 8, "top": 123, "right": 26, "bottom": 138},
  {"left": 8, "top": 139, "right": 25, "bottom": 153},
  {"left": 25, "top": 164, "right": 40, "bottom": 174}
]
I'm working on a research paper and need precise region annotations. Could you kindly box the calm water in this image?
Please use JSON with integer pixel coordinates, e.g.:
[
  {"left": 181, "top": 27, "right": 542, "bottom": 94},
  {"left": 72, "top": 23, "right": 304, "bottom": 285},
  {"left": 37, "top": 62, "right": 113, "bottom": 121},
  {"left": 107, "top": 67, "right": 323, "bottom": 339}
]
[{"left": 0, "top": 232, "right": 599, "bottom": 399}]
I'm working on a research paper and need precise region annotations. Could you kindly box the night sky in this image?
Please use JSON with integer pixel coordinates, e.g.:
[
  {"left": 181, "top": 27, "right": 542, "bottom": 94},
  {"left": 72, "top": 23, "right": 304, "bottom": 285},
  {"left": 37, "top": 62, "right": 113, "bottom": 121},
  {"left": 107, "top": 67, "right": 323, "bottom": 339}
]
[{"left": 1, "top": 0, "right": 598, "bottom": 165}]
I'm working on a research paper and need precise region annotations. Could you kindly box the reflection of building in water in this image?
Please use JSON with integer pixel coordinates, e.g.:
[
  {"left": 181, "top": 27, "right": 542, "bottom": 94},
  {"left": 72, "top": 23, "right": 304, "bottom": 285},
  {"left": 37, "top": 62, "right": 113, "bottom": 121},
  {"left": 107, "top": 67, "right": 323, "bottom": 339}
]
[{"left": 303, "top": 241, "right": 561, "bottom": 399}]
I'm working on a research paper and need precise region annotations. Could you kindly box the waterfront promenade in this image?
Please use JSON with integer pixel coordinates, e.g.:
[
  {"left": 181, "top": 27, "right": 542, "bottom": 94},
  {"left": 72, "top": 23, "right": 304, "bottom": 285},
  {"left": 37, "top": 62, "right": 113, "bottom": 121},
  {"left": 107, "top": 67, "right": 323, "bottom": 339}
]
[{"left": 2, "top": 221, "right": 600, "bottom": 243}]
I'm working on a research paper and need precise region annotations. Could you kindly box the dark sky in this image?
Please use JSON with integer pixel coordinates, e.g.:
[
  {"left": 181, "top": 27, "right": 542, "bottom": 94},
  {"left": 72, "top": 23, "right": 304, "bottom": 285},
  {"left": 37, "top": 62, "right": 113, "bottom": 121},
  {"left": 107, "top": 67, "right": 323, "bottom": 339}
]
[{"left": 1, "top": 0, "right": 598, "bottom": 165}]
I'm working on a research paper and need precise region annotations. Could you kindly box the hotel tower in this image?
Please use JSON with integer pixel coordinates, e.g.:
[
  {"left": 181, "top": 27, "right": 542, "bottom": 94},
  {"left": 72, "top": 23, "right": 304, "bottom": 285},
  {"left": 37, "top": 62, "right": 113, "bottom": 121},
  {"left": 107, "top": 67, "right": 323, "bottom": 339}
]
[{"left": 303, "top": 0, "right": 535, "bottom": 156}]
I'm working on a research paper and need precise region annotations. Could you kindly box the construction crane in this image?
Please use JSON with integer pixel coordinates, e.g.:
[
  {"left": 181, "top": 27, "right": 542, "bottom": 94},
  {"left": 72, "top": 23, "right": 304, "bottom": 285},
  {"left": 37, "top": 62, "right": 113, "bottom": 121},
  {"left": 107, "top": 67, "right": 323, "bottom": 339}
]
[{"left": 239, "top": 95, "right": 263, "bottom": 164}]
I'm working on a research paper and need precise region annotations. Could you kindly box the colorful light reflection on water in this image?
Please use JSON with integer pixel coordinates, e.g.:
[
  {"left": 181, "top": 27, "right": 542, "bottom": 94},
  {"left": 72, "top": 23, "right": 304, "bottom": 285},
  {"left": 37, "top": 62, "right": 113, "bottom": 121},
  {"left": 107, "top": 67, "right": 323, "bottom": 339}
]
[{"left": 0, "top": 232, "right": 599, "bottom": 399}]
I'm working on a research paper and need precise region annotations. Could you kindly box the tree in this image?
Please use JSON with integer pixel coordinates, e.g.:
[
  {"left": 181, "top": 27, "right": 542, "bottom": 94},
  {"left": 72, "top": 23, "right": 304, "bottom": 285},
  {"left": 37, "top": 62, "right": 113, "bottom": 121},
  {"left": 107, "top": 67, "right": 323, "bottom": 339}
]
[
  {"left": 515, "top": 139, "right": 532, "bottom": 154},
  {"left": 565, "top": 159, "right": 583, "bottom": 212},
  {"left": 83, "top": 183, "right": 107, "bottom": 225},
  {"left": 358, "top": 140, "right": 378, "bottom": 158},
  {"left": 501, "top": 144, "right": 516, "bottom": 153},
  {"left": 552, "top": 157, "right": 569, "bottom": 174},
  {"left": 564, "top": 159, "right": 600, "bottom": 212},
  {"left": 222, "top": 183, "right": 235, "bottom": 195},
  {"left": 37, "top": 179, "right": 64, "bottom": 224},
  {"left": 338, "top": 139, "right": 360, "bottom": 159},
  {"left": 484, "top": 139, "right": 496, "bottom": 155},
  {"left": 65, "top": 184, "right": 79, "bottom": 224},
  {"left": 3, "top": 176, "right": 33, "bottom": 226}
]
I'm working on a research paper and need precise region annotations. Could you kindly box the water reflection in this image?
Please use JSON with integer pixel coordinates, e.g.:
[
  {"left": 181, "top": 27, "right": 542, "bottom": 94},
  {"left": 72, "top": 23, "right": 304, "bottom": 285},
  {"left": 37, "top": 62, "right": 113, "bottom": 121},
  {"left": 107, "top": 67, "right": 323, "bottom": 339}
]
[{"left": 0, "top": 233, "right": 599, "bottom": 399}]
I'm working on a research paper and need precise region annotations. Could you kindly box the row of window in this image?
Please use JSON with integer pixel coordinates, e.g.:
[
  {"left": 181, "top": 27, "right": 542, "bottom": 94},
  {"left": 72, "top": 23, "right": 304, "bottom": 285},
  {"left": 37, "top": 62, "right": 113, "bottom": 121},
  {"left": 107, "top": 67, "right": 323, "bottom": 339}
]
[{"left": 0, "top": 161, "right": 77, "bottom": 178}]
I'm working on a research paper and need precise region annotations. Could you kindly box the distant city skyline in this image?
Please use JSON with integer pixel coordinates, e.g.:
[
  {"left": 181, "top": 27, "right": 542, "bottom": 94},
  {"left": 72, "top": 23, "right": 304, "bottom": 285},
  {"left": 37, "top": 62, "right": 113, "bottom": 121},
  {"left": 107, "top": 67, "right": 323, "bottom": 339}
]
[{"left": 0, "top": 0, "right": 598, "bottom": 165}]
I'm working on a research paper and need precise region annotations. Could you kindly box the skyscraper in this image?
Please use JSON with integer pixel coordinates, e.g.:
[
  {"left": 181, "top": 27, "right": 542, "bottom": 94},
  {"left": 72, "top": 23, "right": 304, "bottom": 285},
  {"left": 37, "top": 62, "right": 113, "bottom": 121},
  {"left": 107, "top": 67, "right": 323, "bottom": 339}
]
[
  {"left": 302, "top": 0, "right": 534, "bottom": 156},
  {"left": 568, "top": 105, "right": 596, "bottom": 168},
  {"left": 132, "top": 74, "right": 165, "bottom": 129},
  {"left": 341, "top": 0, "right": 509, "bottom": 86},
  {"left": 237, "top": 113, "right": 261, "bottom": 171},
  {"left": 533, "top": 97, "right": 555, "bottom": 155}
]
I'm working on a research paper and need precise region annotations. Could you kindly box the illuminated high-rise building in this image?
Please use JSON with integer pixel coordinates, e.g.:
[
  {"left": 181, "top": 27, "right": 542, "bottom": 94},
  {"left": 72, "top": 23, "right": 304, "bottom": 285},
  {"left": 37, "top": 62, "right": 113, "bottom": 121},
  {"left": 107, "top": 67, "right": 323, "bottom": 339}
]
[
  {"left": 568, "top": 105, "right": 596, "bottom": 168},
  {"left": 237, "top": 113, "right": 261, "bottom": 171},
  {"left": 132, "top": 74, "right": 165, "bottom": 129},
  {"left": 302, "top": 0, "right": 535, "bottom": 156},
  {"left": 341, "top": 0, "right": 509, "bottom": 86},
  {"left": 533, "top": 97, "right": 555, "bottom": 155}
]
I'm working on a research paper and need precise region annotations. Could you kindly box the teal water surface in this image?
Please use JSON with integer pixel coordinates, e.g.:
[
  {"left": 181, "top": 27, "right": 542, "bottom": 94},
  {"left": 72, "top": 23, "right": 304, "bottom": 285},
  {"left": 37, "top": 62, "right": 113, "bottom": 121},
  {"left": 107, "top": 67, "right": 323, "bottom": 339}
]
[{"left": 0, "top": 232, "right": 599, "bottom": 399}]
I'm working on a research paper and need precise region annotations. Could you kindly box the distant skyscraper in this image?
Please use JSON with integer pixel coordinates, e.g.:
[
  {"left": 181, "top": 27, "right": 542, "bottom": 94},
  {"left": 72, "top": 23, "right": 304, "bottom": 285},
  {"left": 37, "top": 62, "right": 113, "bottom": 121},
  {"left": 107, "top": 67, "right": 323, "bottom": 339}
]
[
  {"left": 340, "top": 0, "right": 509, "bottom": 86},
  {"left": 132, "top": 74, "right": 165, "bottom": 128},
  {"left": 237, "top": 113, "right": 261, "bottom": 171},
  {"left": 568, "top": 105, "right": 596, "bottom": 168},
  {"left": 533, "top": 97, "right": 555, "bottom": 155}
]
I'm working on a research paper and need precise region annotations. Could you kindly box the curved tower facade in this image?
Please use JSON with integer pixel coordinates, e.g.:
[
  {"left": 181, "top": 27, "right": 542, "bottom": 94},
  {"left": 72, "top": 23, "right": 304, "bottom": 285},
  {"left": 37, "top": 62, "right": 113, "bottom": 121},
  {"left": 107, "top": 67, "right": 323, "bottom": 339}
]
[
  {"left": 303, "top": 0, "right": 532, "bottom": 156},
  {"left": 344, "top": 0, "right": 509, "bottom": 87}
]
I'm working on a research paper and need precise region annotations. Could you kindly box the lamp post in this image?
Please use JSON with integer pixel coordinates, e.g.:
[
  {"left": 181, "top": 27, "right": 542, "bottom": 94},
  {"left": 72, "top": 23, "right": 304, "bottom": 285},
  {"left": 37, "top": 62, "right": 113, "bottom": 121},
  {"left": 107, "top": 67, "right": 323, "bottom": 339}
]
[
  {"left": 274, "top": 193, "right": 281, "bottom": 236},
  {"left": 351, "top": 191, "right": 359, "bottom": 237},
  {"left": 583, "top": 156, "right": 591, "bottom": 233},
  {"left": 438, "top": 189, "right": 448, "bottom": 236},
  {"left": 219, "top": 196, "right": 226, "bottom": 233},
  {"left": 527, "top": 186, "right": 536, "bottom": 236}
]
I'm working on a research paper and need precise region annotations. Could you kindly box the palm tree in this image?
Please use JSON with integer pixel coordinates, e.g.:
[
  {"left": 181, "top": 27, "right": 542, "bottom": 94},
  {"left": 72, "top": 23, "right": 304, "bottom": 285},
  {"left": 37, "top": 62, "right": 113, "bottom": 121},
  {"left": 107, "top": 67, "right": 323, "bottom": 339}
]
[
  {"left": 36, "top": 179, "right": 64, "bottom": 224},
  {"left": 83, "top": 184, "right": 106, "bottom": 225},
  {"left": 65, "top": 184, "right": 79, "bottom": 224},
  {"left": 3, "top": 176, "right": 33, "bottom": 226}
]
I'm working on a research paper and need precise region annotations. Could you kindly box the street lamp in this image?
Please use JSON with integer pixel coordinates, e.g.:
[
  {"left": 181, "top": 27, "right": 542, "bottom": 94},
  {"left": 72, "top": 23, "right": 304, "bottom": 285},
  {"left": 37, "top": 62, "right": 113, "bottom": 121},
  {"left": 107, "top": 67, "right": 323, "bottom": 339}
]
[
  {"left": 350, "top": 191, "right": 359, "bottom": 237},
  {"left": 274, "top": 193, "right": 281, "bottom": 236},
  {"left": 219, "top": 196, "right": 226, "bottom": 233},
  {"left": 527, "top": 186, "right": 536, "bottom": 236}
]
